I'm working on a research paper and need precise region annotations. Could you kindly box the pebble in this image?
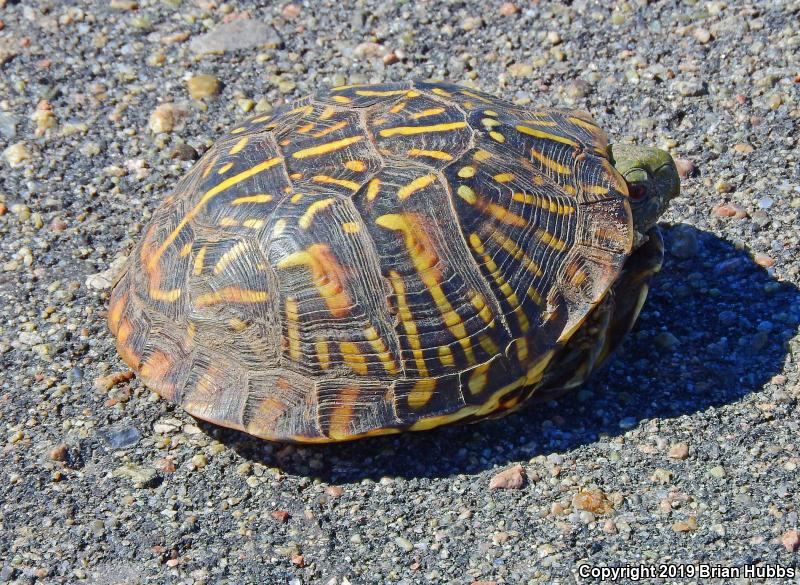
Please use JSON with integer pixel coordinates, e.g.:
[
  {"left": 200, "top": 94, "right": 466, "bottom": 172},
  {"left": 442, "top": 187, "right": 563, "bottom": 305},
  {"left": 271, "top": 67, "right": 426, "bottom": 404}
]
[
  {"left": 499, "top": 2, "right": 518, "bottom": 16},
  {"left": 0, "top": 112, "right": 18, "bottom": 139},
  {"left": 507, "top": 63, "right": 534, "bottom": 78},
  {"left": 713, "top": 203, "right": 748, "bottom": 219},
  {"left": 99, "top": 425, "right": 141, "bottom": 449},
  {"left": 757, "top": 197, "right": 774, "bottom": 210},
  {"left": 782, "top": 530, "right": 800, "bottom": 552},
  {"left": 93, "top": 370, "right": 134, "bottom": 391},
  {"left": 489, "top": 464, "right": 525, "bottom": 490},
  {"left": 693, "top": 27, "right": 712, "bottom": 44},
  {"left": 3, "top": 142, "right": 30, "bottom": 167},
  {"left": 148, "top": 104, "right": 175, "bottom": 134},
  {"left": 654, "top": 331, "right": 679, "bottom": 350},
  {"left": 395, "top": 536, "right": 414, "bottom": 552},
  {"left": 49, "top": 444, "right": 68, "bottom": 461},
  {"left": 673, "top": 80, "right": 705, "bottom": 97},
  {"left": 572, "top": 489, "right": 612, "bottom": 515},
  {"left": 187, "top": 74, "right": 221, "bottom": 99},
  {"left": 190, "top": 453, "right": 208, "bottom": 468},
  {"left": 709, "top": 465, "right": 726, "bottom": 478},
  {"left": 672, "top": 516, "right": 698, "bottom": 532},
  {"left": 326, "top": 486, "right": 344, "bottom": 498},
  {"left": 668, "top": 442, "right": 690, "bottom": 460},
  {"left": 270, "top": 510, "right": 290, "bottom": 523},
  {"left": 753, "top": 253, "right": 775, "bottom": 268},
  {"left": 189, "top": 19, "right": 279, "bottom": 54},
  {"left": 733, "top": 143, "right": 754, "bottom": 154},
  {"left": 670, "top": 225, "right": 699, "bottom": 259},
  {"left": 281, "top": 4, "right": 301, "bottom": 19},
  {"left": 674, "top": 158, "right": 696, "bottom": 179},
  {"left": 154, "top": 458, "right": 176, "bottom": 473},
  {"left": 113, "top": 463, "right": 158, "bottom": 488}
]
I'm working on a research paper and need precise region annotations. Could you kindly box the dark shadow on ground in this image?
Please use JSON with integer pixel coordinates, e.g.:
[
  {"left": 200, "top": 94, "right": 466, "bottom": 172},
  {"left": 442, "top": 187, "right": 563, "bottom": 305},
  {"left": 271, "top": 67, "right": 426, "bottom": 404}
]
[{"left": 214, "top": 224, "right": 799, "bottom": 482}]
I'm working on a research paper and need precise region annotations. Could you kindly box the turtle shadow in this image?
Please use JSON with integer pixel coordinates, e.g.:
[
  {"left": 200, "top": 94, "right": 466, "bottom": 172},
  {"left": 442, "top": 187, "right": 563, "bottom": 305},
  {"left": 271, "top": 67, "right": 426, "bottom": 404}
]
[{"left": 218, "top": 224, "right": 799, "bottom": 482}]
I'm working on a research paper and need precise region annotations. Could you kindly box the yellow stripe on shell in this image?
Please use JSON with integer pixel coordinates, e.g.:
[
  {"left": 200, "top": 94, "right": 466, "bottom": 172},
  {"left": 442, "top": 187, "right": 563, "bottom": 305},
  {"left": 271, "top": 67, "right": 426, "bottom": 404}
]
[
  {"left": 377, "top": 214, "right": 476, "bottom": 365},
  {"left": 366, "top": 178, "right": 381, "bottom": 201},
  {"left": 407, "top": 148, "right": 453, "bottom": 161},
  {"left": 530, "top": 148, "right": 571, "bottom": 174},
  {"left": 298, "top": 197, "right": 336, "bottom": 229},
  {"left": 488, "top": 231, "right": 544, "bottom": 277},
  {"left": 313, "top": 120, "right": 348, "bottom": 137},
  {"left": 312, "top": 175, "right": 361, "bottom": 191},
  {"left": 410, "top": 108, "right": 446, "bottom": 119},
  {"left": 387, "top": 270, "right": 427, "bottom": 377},
  {"left": 315, "top": 339, "right": 330, "bottom": 369},
  {"left": 192, "top": 245, "right": 207, "bottom": 276},
  {"left": 407, "top": 379, "right": 436, "bottom": 409},
  {"left": 379, "top": 121, "right": 467, "bottom": 137},
  {"left": 213, "top": 241, "right": 248, "bottom": 275},
  {"left": 149, "top": 157, "right": 283, "bottom": 271},
  {"left": 277, "top": 244, "right": 352, "bottom": 318},
  {"left": 291, "top": 135, "right": 363, "bottom": 159},
  {"left": 397, "top": 174, "right": 437, "bottom": 200},
  {"left": 344, "top": 160, "right": 367, "bottom": 172},
  {"left": 284, "top": 297, "right": 301, "bottom": 361},
  {"left": 195, "top": 287, "right": 269, "bottom": 308},
  {"left": 516, "top": 125, "right": 579, "bottom": 148},
  {"left": 229, "top": 137, "right": 249, "bottom": 155},
  {"left": 232, "top": 193, "right": 273, "bottom": 205}
]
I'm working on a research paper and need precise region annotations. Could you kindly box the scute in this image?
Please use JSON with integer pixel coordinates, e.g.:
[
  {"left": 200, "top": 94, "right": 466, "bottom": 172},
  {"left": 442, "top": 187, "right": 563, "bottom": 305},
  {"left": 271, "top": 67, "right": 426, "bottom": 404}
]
[{"left": 109, "top": 80, "right": 638, "bottom": 443}]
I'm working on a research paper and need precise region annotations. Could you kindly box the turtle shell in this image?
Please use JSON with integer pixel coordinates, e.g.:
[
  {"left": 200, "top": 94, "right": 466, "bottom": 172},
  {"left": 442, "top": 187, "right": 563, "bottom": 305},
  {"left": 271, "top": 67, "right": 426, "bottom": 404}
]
[{"left": 108, "top": 80, "right": 633, "bottom": 442}]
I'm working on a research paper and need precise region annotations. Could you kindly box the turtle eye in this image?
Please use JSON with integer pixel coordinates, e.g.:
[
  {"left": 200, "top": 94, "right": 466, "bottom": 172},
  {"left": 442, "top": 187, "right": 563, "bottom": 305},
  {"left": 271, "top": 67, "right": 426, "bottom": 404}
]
[{"left": 627, "top": 182, "right": 648, "bottom": 202}]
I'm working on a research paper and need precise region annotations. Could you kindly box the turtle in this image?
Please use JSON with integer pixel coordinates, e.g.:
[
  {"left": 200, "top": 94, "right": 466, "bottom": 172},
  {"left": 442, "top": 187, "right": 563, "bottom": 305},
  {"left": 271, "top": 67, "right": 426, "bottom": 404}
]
[{"left": 108, "top": 81, "right": 680, "bottom": 443}]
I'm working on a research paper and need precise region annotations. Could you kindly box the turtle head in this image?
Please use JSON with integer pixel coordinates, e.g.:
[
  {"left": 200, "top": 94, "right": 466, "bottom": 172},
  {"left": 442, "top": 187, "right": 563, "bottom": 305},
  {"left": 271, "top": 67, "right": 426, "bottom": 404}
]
[{"left": 609, "top": 145, "right": 680, "bottom": 235}]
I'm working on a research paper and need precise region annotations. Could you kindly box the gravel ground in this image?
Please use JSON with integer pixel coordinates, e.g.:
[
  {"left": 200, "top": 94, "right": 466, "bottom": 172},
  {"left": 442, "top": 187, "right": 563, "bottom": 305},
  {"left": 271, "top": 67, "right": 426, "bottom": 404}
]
[{"left": 1, "top": 0, "right": 799, "bottom": 583}]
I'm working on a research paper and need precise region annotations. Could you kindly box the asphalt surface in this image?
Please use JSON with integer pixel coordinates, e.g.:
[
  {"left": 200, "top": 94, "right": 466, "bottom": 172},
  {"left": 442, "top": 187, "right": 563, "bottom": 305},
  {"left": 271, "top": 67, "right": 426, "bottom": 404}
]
[{"left": 0, "top": 0, "right": 798, "bottom": 583}]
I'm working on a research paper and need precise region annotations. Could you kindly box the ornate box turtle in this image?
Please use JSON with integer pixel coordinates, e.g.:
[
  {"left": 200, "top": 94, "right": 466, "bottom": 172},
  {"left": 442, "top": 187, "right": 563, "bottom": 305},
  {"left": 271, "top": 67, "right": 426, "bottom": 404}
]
[{"left": 108, "top": 81, "right": 680, "bottom": 443}]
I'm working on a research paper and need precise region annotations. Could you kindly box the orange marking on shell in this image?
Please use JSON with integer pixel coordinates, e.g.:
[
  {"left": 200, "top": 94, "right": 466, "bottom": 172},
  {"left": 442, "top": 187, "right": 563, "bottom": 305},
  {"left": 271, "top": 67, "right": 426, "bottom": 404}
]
[
  {"left": 297, "top": 122, "right": 315, "bottom": 134},
  {"left": 459, "top": 89, "right": 492, "bottom": 103},
  {"left": 139, "top": 350, "right": 175, "bottom": 399},
  {"left": 344, "top": 160, "right": 367, "bottom": 172},
  {"left": 213, "top": 241, "right": 248, "bottom": 275},
  {"left": 231, "top": 193, "right": 273, "bottom": 205},
  {"left": 277, "top": 245, "right": 353, "bottom": 318},
  {"left": 115, "top": 318, "right": 140, "bottom": 368},
  {"left": 107, "top": 291, "right": 128, "bottom": 335},
  {"left": 407, "top": 148, "right": 453, "bottom": 161},
  {"left": 292, "top": 135, "right": 363, "bottom": 159},
  {"left": 326, "top": 387, "right": 359, "bottom": 440},
  {"left": 483, "top": 203, "right": 527, "bottom": 227}
]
